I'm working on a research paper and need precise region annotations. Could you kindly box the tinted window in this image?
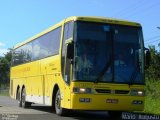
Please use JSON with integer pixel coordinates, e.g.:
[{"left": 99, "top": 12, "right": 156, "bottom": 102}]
[
  {"left": 50, "top": 27, "right": 62, "bottom": 55},
  {"left": 62, "top": 22, "right": 73, "bottom": 55},
  {"left": 33, "top": 26, "right": 62, "bottom": 59},
  {"left": 73, "top": 21, "right": 144, "bottom": 85},
  {"left": 32, "top": 40, "right": 40, "bottom": 60},
  {"left": 24, "top": 42, "right": 32, "bottom": 62},
  {"left": 12, "top": 47, "right": 24, "bottom": 65},
  {"left": 12, "top": 26, "right": 62, "bottom": 66}
]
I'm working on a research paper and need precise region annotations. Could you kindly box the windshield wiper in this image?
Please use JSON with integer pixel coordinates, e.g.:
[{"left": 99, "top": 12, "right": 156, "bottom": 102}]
[{"left": 94, "top": 57, "right": 111, "bottom": 83}]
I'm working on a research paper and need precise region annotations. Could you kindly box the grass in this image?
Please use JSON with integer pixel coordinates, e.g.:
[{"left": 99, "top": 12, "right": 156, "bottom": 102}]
[
  {"left": 144, "top": 96, "right": 160, "bottom": 115},
  {"left": 0, "top": 92, "right": 9, "bottom": 96},
  {"left": 0, "top": 83, "right": 9, "bottom": 96},
  {"left": 144, "top": 80, "right": 160, "bottom": 115},
  {"left": 0, "top": 89, "right": 9, "bottom": 96}
]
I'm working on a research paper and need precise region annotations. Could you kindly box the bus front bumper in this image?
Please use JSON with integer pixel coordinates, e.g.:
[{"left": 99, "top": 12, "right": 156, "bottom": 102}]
[{"left": 71, "top": 94, "right": 144, "bottom": 111}]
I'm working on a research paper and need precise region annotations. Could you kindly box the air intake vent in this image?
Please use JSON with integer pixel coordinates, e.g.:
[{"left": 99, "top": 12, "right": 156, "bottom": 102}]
[
  {"left": 95, "top": 89, "right": 111, "bottom": 93},
  {"left": 115, "top": 90, "right": 129, "bottom": 94}
]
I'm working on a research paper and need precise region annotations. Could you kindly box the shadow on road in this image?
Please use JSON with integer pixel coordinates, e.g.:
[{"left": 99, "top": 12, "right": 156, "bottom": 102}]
[
  {"left": 30, "top": 105, "right": 54, "bottom": 113},
  {"left": 67, "top": 111, "right": 111, "bottom": 120},
  {"left": 29, "top": 105, "right": 160, "bottom": 120},
  {"left": 30, "top": 105, "right": 116, "bottom": 120}
]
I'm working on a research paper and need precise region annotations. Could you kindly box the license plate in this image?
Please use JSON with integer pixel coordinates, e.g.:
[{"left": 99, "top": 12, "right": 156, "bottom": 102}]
[{"left": 106, "top": 99, "right": 118, "bottom": 103}]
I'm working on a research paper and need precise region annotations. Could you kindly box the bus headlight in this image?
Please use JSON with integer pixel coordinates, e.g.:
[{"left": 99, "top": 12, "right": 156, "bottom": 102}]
[
  {"left": 73, "top": 87, "right": 92, "bottom": 94},
  {"left": 130, "top": 90, "right": 145, "bottom": 96}
]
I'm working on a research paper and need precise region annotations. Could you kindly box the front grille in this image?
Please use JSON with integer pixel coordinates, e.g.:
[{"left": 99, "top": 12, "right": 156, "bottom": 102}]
[
  {"left": 95, "top": 89, "right": 111, "bottom": 93},
  {"left": 115, "top": 90, "right": 129, "bottom": 94}
]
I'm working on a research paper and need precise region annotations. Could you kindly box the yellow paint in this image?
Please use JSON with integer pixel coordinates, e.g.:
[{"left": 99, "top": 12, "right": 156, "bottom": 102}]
[{"left": 10, "top": 16, "right": 144, "bottom": 112}]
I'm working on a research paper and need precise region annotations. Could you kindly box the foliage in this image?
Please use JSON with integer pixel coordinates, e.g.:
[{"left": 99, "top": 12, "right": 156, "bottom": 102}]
[
  {"left": 146, "top": 80, "right": 160, "bottom": 99},
  {"left": 0, "top": 49, "right": 12, "bottom": 88},
  {"left": 144, "top": 45, "right": 160, "bottom": 115},
  {"left": 145, "top": 80, "right": 160, "bottom": 115},
  {"left": 145, "top": 45, "right": 160, "bottom": 81},
  {"left": 145, "top": 96, "right": 160, "bottom": 115}
]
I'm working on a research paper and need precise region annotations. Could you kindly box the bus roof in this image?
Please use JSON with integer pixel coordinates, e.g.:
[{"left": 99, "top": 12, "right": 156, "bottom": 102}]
[
  {"left": 14, "top": 16, "right": 141, "bottom": 49},
  {"left": 65, "top": 16, "right": 141, "bottom": 26}
]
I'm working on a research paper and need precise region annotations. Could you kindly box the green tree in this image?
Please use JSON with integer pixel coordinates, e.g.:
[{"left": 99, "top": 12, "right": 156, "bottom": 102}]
[
  {"left": 0, "top": 49, "right": 12, "bottom": 88},
  {"left": 145, "top": 45, "right": 160, "bottom": 81}
]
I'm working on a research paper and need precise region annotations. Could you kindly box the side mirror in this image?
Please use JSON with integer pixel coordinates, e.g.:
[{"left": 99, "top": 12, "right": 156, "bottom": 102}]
[
  {"left": 66, "top": 44, "right": 74, "bottom": 59},
  {"left": 144, "top": 48, "right": 150, "bottom": 68},
  {"left": 65, "top": 38, "right": 74, "bottom": 60},
  {"left": 65, "top": 38, "right": 73, "bottom": 44}
]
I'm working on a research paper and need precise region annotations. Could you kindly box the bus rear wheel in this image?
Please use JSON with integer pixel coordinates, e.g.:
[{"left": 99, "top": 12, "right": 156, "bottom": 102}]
[
  {"left": 21, "top": 88, "right": 31, "bottom": 108},
  {"left": 17, "top": 88, "right": 22, "bottom": 107},
  {"left": 55, "top": 90, "right": 67, "bottom": 116}
]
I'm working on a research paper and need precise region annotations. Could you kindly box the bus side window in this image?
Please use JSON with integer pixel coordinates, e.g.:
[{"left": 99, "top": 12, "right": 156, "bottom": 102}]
[{"left": 32, "top": 40, "right": 40, "bottom": 60}]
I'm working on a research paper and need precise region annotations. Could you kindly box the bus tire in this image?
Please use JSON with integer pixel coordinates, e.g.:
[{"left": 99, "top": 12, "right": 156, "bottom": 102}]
[
  {"left": 21, "top": 88, "right": 31, "bottom": 108},
  {"left": 17, "top": 88, "right": 22, "bottom": 107},
  {"left": 55, "top": 89, "right": 67, "bottom": 116}
]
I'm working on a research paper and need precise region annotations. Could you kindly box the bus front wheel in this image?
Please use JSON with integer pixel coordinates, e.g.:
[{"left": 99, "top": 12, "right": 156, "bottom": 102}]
[
  {"left": 55, "top": 90, "right": 67, "bottom": 116},
  {"left": 21, "top": 88, "right": 31, "bottom": 108}
]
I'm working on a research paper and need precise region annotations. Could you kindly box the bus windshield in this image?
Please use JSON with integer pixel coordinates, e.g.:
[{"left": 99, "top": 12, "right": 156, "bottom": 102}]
[{"left": 73, "top": 21, "right": 144, "bottom": 84}]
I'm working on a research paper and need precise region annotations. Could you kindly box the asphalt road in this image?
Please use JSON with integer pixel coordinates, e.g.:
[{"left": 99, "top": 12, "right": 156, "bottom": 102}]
[
  {"left": 0, "top": 96, "right": 112, "bottom": 120},
  {"left": 1, "top": 96, "right": 159, "bottom": 120}
]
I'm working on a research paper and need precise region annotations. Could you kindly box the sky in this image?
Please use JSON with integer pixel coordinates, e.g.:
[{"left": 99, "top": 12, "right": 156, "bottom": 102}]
[{"left": 0, "top": 0, "right": 160, "bottom": 56}]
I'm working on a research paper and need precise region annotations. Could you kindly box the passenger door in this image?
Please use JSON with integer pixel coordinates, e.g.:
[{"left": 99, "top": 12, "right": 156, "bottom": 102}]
[{"left": 62, "top": 21, "right": 73, "bottom": 108}]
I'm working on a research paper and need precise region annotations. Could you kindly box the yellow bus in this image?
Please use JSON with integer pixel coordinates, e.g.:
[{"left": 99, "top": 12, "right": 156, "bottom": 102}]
[{"left": 10, "top": 16, "right": 150, "bottom": 116}]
